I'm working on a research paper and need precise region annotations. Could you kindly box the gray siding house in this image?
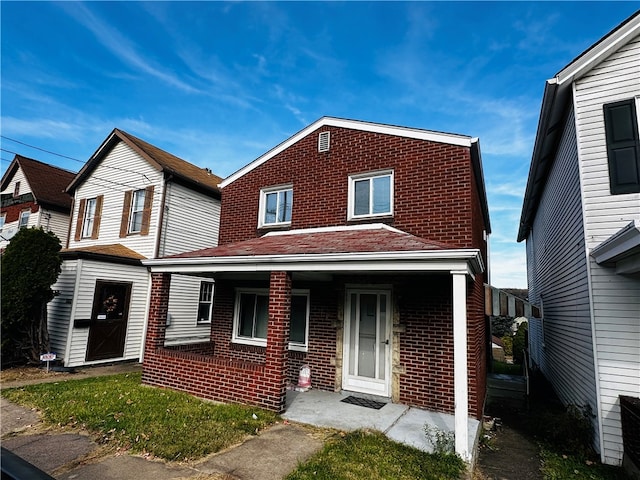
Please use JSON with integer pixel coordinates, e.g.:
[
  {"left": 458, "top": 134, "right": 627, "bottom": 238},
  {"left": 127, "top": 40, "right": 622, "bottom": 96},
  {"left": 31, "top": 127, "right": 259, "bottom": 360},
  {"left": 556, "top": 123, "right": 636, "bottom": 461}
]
[{"left": 518, "top": 12, "right": 640, "bottom": 466}]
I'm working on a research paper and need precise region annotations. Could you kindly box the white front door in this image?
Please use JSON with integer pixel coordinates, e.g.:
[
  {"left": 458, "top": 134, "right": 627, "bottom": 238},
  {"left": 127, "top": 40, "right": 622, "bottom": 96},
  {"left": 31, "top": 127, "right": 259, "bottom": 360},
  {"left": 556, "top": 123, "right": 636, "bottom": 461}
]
[{"left": 343, "top": 289, "right": 392, "bottom": 396}]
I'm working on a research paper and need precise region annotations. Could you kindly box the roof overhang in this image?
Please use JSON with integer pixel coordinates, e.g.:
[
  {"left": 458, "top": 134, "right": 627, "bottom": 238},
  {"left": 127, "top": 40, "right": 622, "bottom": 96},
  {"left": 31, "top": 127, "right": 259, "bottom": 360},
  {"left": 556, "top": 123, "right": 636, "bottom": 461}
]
[
  {"left": 144, "top": 248, "right": 484, "bottom": 279},
  {"left": 591, "top": 220, "right": 640, "bottom": 275},
  {"left": 518, "top": 11, "right": 640, "bottom": 242}
]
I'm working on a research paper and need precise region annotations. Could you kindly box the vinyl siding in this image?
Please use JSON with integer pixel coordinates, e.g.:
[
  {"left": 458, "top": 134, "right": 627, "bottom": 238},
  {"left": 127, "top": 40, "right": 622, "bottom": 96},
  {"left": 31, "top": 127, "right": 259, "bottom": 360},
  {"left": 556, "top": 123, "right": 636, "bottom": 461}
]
[
  {"left": 158, "top": 181, "right": 220, "bottom": 257},
  {"left": 526, "top": 108, "right": 600, "bottom": 442},
  {"left": 165, "top": 274, "right": 212, "bottom": 345},
  {"left": 67, "top": 142, "right": 164, "bottom": 259},
  {"left": 47, "top": 260, "right": 78, "bottom": 360},
  {"left": 42, "top": 208, "right": 71, "bottom": 246},
  {"left": 573, "top": 33, "right": 640, "bottom": 465},
  {"left": 64, "top": 260, "right": 149, "bottom": 367}
]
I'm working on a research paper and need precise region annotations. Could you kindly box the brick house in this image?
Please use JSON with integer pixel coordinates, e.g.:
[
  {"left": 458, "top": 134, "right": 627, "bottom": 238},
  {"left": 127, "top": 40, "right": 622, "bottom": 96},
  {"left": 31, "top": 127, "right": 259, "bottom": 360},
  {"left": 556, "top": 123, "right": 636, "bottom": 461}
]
[{"left": 142, "top": 117, "right": 491, "bottom": 460}]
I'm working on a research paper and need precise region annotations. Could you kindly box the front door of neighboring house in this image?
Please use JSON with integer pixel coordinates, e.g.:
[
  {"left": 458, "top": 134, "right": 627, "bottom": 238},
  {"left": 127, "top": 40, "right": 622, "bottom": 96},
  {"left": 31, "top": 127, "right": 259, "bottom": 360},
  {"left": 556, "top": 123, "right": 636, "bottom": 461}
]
[
  {"left": 343, "top": 289, "right": 392, "bottom": 397},
  {"left": 86, "top": 280, "right": 132, "bottom": 361}
]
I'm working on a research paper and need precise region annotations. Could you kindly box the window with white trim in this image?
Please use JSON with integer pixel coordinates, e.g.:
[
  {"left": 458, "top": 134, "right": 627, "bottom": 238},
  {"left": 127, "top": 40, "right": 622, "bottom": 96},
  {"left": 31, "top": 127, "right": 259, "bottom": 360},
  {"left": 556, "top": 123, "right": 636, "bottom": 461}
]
[
  {"left": 259, "top": 186, "right": 293, "bottom": 227},
  {"left": 0, "top": 213, "right": 5, "bottom": 232},
  {"left": 348, "top": 170, "right": 393, "bottom": 219},
  {"left": 232, "top": 289, "right": 310, "bottom": 350},
  {"left": 197, "top": 282, "right": 214, "bottom": 324},
  {"left": 18, "top": 209, "right": 30, "bottom": 229},
  {"left": 82, "top": 198, "right": 97, "bottom": 238},
  {"left": 129, "top": 189, "right": 146, "bottom": 233}
]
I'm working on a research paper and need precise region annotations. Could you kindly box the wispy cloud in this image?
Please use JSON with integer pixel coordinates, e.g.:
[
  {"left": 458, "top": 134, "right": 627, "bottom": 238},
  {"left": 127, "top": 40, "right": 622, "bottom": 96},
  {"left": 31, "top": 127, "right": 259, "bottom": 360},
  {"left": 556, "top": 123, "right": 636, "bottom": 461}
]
[
  {"left": 59, "top": 2, "right": 200, "bottom": 94},
  {"left": 489, "top": 246, "right": 527, "bottom": 288}
]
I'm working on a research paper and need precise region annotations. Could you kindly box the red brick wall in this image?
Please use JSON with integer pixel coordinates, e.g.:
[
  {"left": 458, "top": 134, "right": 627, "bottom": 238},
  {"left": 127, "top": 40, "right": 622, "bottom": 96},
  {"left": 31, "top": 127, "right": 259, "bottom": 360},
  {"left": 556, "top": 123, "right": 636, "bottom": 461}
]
[
  {"left": 1, "top": 201, "right": 38, "bottom": 223},
  {"left": 219, "top": 126, "right": 475, "bottom": 247}
]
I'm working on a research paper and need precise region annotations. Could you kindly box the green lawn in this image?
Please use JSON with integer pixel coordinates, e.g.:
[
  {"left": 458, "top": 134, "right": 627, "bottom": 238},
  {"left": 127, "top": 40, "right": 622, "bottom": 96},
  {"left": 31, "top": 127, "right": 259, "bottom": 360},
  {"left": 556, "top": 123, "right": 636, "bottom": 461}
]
[
  {"left": 1, "top": 372, "right": 277, "bottom": 461},
  {"left": 285, "top": 430, "right": 465, "bottom": 480}
]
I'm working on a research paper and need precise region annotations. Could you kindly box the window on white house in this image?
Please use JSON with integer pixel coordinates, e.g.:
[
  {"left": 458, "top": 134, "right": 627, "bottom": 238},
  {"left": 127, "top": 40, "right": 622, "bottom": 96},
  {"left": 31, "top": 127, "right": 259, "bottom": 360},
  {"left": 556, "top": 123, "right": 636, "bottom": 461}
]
[
  {"left": 232, "top": 289, "right": 310, "bottom": 350},
  {"left": 197, "top": 282, "right": 214, "bottom": 324},
  {"left": 82, "top": 198, "right": 97, "bottom": 238},
  {"left": 18, "top": 209, "right": 30, "bottom": 229},
  {"left": 0, "top": 213, "right": 5, "bottom": 232},
  {"left": 13, "top": 182, "right": 20, "bottom": 198},
  {"left": 129, "top": 189, "right": 146, "bottom": 233},
  {"left": 348, "top": 170, "right": 393, "bottom": 219},
  {"left": 259, "top": 186, "right": 293, "bottom": 227},
  {"left": 603, "top": 98, "right": 640, "bottom": 194}
]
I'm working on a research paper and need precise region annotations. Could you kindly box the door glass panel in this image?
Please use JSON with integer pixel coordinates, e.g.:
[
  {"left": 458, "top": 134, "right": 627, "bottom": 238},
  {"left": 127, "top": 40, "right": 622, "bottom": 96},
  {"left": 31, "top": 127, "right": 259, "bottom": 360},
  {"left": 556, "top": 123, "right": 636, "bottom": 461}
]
[
  {"left": 378, "top": 295, "right": 387, "bottom": 380},
  {"left": 358, "top": 294, "right": 377, "bottom": 378},
  {"left": 349, "top": 294, "right": 357, "bottom": 376}
]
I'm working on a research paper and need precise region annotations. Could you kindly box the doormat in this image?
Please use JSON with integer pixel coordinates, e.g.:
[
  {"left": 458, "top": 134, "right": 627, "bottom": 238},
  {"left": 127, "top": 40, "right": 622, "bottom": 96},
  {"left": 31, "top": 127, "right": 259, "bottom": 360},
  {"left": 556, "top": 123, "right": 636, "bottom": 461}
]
[{"left": 341, "top": 396, "right": 386, "bottom": 410}]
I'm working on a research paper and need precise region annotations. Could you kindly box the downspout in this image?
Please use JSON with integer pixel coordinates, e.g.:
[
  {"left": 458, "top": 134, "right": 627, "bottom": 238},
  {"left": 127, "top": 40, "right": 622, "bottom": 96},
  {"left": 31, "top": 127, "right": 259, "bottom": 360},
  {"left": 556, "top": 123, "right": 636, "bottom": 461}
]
[{"left": 153, "top": 176, "right": 169, "bottom": 259}]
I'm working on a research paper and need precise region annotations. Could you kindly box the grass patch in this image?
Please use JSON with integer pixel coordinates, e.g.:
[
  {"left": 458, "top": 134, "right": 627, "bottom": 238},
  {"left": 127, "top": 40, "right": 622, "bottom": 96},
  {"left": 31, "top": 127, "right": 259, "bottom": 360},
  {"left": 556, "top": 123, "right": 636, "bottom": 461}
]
[
  {"left": 1, "top": 372, "right": 277, "bottom": 461},
  {"left": 285, "top": 430, "right": 465, "bottom": 480},
  {"left": 540, "top": 448, "right": 631, "bottom": 480}
]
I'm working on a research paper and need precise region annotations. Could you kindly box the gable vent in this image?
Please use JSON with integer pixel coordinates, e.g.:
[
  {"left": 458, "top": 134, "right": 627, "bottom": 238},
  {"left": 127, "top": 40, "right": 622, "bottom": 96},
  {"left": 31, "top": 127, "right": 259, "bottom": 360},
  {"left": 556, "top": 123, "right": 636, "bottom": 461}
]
[{"left": 318, "top": 131, "right": 330, "bottom": 152}]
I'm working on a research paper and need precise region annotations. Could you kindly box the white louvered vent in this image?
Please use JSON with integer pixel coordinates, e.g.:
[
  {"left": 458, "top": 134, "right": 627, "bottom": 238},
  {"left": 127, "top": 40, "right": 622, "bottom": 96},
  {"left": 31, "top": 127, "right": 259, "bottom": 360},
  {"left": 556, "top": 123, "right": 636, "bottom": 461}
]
[{"left": 318, "top": 131, "right": 330, "bottom": 152}]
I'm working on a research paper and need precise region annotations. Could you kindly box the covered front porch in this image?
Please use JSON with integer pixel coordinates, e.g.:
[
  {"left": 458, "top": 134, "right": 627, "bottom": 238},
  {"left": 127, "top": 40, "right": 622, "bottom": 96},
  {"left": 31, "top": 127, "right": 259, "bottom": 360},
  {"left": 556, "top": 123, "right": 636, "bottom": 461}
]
[{"left": 142, "top": 224, "right": 485, "bottom": 461}]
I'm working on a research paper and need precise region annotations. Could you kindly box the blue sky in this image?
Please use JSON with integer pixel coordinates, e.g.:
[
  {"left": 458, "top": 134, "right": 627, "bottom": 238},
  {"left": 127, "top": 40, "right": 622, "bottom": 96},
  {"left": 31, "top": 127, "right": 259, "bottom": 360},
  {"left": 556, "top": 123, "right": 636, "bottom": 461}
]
[{"left": 1, "top": 2, "right": 638, "bottom": 288}]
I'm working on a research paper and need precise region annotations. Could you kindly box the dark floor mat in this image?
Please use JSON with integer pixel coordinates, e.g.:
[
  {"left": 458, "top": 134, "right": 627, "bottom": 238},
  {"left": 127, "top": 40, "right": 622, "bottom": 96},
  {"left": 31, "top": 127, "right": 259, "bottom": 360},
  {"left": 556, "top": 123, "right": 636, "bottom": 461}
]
[{"left": 340, "top": 396, "right": 386, "bottom": 410}]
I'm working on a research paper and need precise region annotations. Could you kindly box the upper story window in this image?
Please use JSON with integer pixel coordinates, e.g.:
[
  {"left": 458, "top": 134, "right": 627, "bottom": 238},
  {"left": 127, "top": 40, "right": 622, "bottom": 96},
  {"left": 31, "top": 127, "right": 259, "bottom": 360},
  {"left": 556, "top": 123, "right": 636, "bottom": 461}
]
[
  {"left": 348, "top": 170, "right": 393, "bottom": 220},
  {"left": 197, "top": 281, "right": 214, "bottom": 324},
  {"left": 13, "top": 182, "right": 20, "bottom": 198},
  {"left": 120, "top": 186, "right": 154, "bottom": 237},
  {"left": 74, "top": 195, "right": 103, "bottom": 241},
  {"left": 18, "top": 209, "right": 30, "bottom": 229},
  {"left": 603, "top": 98, "right": 640, "bottom": 194},
  {"left": 0, "top": 213, "right": 5, "bottom": 232},
  {"left": 232, "top": 288, "right": 310, "bottom": 351},
  {"left": 82, "top": 198, "right": 97, "bottom": 238},
  {"left": 259, "top": 185, "right": 293, "bottom": 228}
]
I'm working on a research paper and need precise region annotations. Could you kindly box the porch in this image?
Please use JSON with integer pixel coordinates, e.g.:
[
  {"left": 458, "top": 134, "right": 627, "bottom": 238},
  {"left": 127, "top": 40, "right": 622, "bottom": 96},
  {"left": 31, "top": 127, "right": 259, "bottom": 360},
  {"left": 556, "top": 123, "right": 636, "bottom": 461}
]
[{"left": 283, "top": 389, "right": 481, "bottom": 460}]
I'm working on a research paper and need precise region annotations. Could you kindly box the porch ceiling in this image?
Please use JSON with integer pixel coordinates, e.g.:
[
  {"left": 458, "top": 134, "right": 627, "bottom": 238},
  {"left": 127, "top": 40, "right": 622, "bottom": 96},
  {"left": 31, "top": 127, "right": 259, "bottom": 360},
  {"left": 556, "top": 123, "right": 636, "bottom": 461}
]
[{"left": 144, "top": 224, "right": 484, "bottom": 277}]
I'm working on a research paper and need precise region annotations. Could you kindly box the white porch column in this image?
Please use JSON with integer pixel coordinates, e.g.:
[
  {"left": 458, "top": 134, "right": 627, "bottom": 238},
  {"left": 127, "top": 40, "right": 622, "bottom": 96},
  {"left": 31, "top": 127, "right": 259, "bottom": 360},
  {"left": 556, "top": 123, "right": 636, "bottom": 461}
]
[{"left": 452, "top": 271, "right": 469, "bottom": 461}]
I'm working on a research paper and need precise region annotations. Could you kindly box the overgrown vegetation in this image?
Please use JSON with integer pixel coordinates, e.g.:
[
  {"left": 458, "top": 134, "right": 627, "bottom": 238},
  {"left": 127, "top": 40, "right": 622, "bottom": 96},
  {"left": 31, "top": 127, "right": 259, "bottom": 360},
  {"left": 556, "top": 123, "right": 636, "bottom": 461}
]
[
  {"left": 1, "top": 373, "right": 277, "bottom": 461},
  {"left": 512, "top": 321, "right": 528, "bottom": 365},
  {"left": 423, "top": 425, "right": 455, "bottom": 454},
  {"left": 1, "top": 227, "right": 62, "bottom": 365},
  {"left": 490, "top": 359, "right": 522, "bottom": 375},
  {"left": 285, "top": 430, "right": 465, "bottom": 480}
]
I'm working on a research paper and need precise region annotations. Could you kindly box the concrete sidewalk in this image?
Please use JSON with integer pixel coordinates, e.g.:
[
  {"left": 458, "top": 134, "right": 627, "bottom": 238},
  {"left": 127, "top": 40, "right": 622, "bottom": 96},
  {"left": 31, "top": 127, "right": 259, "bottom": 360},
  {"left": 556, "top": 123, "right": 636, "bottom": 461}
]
[{"left": 1, "top": 363, "right": 324, "bottom": 480}]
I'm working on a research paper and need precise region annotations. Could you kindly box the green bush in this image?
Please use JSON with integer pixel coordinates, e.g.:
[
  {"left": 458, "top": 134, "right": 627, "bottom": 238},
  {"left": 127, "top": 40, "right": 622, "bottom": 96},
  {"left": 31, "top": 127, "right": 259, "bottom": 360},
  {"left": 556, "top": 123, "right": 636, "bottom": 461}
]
[
  {"left": 501, "top": 335, "right": 513, "bottom": 356},
  {"left": 512, "top": 321, "right": 528, "bottom": 365}
]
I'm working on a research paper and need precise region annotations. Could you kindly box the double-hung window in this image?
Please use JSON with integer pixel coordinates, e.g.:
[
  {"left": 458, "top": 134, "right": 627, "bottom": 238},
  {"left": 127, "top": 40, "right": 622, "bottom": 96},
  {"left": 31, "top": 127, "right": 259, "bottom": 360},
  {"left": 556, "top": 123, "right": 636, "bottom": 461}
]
[
  {"left": 129, "top": 189, "right": 146, "bottom": 233},
  {"left": 603, "top": 98, "right": 640, "bottom": 194},
  {"left": 348, "top": 170, "right": 393, "bottom": 219},
  {"left": 259, "top": 186, "right": 293, "bottom": 227},
  {"left": 82, "top": 198, "right": 97, "bottom": 238},
  {"left": 232, "top": 289, "right": 310, "bottom": 351},
  {"left": 0, "top": 213, "right": 5, "bottom": 232},
  {"left": 197, "top": 282, "right": 214, "bottom": 324},
  {"left": 18, "top": 209, "right": 30, "bottom": 229}
]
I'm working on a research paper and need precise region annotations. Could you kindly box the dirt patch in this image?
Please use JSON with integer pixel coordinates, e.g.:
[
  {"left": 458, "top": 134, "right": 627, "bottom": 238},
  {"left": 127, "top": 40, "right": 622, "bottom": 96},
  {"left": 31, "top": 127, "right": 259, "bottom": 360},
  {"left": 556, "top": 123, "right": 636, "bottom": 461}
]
[{"left": 1, "top": 366, "right": 72, "bottom": 384}]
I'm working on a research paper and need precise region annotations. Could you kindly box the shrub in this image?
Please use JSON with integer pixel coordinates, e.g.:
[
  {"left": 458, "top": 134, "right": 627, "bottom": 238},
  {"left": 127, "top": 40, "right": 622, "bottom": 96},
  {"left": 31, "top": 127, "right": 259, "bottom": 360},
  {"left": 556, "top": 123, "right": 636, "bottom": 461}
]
[{"left": 513, "top": 321, "right": 528, "bottom": 365}]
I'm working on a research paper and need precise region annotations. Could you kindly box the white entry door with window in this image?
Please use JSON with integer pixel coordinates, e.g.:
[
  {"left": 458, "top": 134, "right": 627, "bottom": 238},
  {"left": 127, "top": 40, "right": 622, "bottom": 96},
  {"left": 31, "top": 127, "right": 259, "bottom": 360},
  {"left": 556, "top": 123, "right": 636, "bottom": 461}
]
[{"left": 343, "top": 289, "right": 392, "bottom": 396}]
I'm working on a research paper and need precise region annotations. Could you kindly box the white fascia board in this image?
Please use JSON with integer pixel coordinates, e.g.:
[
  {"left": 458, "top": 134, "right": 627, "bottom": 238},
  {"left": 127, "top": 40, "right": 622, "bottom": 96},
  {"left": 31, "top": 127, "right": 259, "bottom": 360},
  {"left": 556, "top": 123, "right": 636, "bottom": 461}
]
[
  {"left": 145, "top": 249, "right": 483, "bottom": 276},
  {"left": 263, "top": 223, "right": 405, "bottom": 237},
  {"left": 556, "top": 13, "right": 640, "bottom": 86},
  {"left": 220, "top": 117, "right": 473, "bottom": 188}
]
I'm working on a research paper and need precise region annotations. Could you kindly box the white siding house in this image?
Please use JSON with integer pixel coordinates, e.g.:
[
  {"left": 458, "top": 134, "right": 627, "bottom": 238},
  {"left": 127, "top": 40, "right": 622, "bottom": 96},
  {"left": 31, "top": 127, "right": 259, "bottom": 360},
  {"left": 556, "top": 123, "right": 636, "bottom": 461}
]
[
  {"left": 519, "top": 12, "right": 640, "bottom": 467},
  {"left": 48, "top": 129, "right": 222, "bottom": 367},
  {"left": 1, "top": 155, "right": 75, "bottom": 249}
]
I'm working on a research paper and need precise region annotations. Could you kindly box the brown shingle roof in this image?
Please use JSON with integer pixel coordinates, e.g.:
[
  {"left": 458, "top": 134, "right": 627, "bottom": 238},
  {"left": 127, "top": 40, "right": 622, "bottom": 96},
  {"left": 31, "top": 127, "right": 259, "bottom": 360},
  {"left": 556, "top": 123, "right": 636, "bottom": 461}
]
[
  {"left": 169, "top": 225, "right": 456, "bottom": 259},
  {"left": 62, "top": 243, "right": 147, "bottom": 260},
  {"left": 67, "top": 129, "right": 222, "bottom": 195},
  {"left": 2, "top": 155, "right": 75, "bottom": 211}
]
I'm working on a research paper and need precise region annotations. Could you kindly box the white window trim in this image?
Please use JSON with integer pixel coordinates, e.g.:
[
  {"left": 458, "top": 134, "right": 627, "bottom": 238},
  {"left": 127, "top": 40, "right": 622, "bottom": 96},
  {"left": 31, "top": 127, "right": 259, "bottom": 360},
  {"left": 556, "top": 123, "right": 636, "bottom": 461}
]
[
  {"left": 0, "top": 213, "right": 5, "bottom": 232},
  {"left": 232, "top": 288, "right": 310, "bottom": 351},
  {"left": 347, "top": 170, "right": 394, "bottom": 220},
  {"left": 129, "top": 189, "right": 146, "bottom": 234},
  {"left": 197, "top": 281, "right": 215, "bottom": 324},
  {"left": 81, "top": 198, "right": 97, "bottom": 239},
  {"left": 18, "top": 209, "right": 30, "bottom": 229},
  {"left": 258, "top": 184, "right": 293, "bottom": 228}
]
